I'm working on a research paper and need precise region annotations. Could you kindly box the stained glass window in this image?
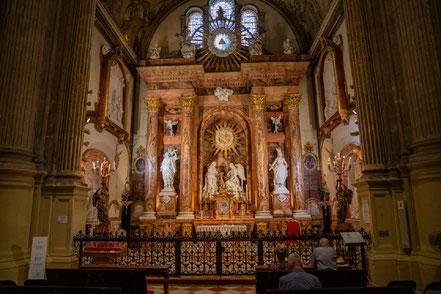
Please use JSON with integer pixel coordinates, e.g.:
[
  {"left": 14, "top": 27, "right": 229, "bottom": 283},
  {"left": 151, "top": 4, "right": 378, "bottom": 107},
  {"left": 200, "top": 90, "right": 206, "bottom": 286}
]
[
  {"left": 241, "top": 8, "right": 258, "bottom": 46},
  {"left": 188, "top": 11, "right": 204, "bottom": 48},
  {"left": 210, "top": 0, "right": 234, "bottom": 21}
]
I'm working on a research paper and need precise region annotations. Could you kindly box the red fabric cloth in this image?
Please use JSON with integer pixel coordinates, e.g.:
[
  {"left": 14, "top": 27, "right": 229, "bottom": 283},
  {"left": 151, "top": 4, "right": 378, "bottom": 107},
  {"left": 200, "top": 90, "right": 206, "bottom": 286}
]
[{"left": 287, "top": 221, "right": 300, "bottom": 236}]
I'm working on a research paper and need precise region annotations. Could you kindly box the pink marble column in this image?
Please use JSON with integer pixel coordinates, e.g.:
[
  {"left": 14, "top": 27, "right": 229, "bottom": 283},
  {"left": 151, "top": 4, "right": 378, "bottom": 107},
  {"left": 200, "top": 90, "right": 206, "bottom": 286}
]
[
  {"left": 177, "top": 96, "right": 196, "bottom": 220},
  {"left": 284, "top": 94, "right": 310, "bottom": 218},
  {"left": 249, "top": 94, "right": 272, "bottom": 219},
  {"left": 140, "top": 97, "right": 162, "bottom": 220}
]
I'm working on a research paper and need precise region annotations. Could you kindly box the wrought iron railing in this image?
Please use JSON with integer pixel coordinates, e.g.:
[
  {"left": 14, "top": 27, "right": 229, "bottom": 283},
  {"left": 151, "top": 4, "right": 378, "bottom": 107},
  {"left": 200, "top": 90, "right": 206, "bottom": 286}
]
[{"left": 74, "top": 229, "right": 370, "bottom": 275}]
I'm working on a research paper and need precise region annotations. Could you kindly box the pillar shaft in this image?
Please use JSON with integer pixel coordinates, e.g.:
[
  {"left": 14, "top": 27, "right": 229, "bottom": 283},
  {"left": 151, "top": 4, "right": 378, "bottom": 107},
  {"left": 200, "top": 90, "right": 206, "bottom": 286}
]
[
  {"left": 343, "top": 0, "right": 388, "bottom": 171},
  {"left": 284, "top": 94, "right": 305, "bottom": 211},
  {"left": 177, "top": 96, "right": 196, "bottom": 219},
  {"left": 0, "top": 0, "right": 53, "bottom": 167},
  {"left": 249, "top": 94, "right": 271, "bottom": 218},
  {"left": 55, "top": 0, "right": 95, "bottom": 177},
  {"left": 142, "top": 98, "right": 162, "bottom": 219}
]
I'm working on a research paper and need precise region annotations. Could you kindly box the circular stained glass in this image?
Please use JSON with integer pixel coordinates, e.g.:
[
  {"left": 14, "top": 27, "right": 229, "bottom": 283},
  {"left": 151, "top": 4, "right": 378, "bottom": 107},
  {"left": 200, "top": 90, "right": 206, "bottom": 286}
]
[{"left": 214, "top": 33, "right": 231, "bottom": 51}]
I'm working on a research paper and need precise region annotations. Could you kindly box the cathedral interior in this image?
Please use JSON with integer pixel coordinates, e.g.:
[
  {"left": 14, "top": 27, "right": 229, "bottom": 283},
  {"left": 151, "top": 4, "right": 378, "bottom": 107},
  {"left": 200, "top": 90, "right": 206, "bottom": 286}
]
[{"left": 0, "top": 0, "right": 440, "bottom": 291}]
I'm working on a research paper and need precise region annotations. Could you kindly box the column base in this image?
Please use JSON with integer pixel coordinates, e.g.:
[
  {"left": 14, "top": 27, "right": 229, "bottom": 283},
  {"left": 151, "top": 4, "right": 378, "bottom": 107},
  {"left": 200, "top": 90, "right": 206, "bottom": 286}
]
[
  {"left": 255, "top": 210, "right": 273, "bottom": 219},
  {"left": 293, "top": 210, "right": 311, "bottom": 219},
  {"left": 176, "top": 211, "right": 195, "bottom": 220},
  {"left": 139, "top": 211, "right": 156, "bottom": 221}
]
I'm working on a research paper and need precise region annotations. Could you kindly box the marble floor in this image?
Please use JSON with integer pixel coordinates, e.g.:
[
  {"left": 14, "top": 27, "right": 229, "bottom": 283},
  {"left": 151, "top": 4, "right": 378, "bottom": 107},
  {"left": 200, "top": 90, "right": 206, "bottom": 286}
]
[{"left": 148, "top": 284, "right": 255, "bottom": 294}]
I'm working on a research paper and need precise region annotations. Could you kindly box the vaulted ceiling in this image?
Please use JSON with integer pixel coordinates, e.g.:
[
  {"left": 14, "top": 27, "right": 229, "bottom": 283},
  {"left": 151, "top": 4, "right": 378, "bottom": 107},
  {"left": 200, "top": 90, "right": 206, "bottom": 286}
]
[{"left": 100, "top": 0, "right": 332, "bottom": 58}]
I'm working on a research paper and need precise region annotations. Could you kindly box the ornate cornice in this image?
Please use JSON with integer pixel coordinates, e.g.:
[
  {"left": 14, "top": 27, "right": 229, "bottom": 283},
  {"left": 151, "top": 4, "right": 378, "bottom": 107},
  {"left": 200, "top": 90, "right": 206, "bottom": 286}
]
[
  {"left": 284, "top": 93, "right": 302, "bottom": 110},
  {"left": 144, "top": 97, "right": 162, "bottom": 113},
  {"left": 95, "top": 0, "right": 138, "bottom": 70},
  {"left": 249, "top": 94, "right": 266, "bottom": 110},
  {"left": 179, "top": 96, "right": 197, "bottom": 112}
]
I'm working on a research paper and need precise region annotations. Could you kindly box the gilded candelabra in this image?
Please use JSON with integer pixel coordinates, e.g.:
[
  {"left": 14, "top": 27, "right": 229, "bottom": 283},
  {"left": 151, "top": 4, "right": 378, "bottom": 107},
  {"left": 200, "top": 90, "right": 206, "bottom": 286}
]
[{"left": 327, "top": 152, "right": 351, "bottom": 181}]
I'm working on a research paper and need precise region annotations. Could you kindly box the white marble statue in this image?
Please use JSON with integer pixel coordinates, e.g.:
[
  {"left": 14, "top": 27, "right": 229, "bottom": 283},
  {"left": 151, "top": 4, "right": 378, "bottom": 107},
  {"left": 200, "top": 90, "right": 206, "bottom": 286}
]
[
  {"left": 160, "top": 148, "right": 179, "bottom": 191},
  {"left": 181, "top": 39, "right": 196, "bottom": 59},
  {"left": 164, "top": 120, "right": 178, "bottom": 136},
  {"left": 204, "top": 161, "right": 219, "bottom": 199},
  {"left": 108, "top": 61, "right": 125, "bottom": 127},
  {"left": 269, "top": 147, "right": 290, "bottom": 194},
  {"left": 214, "top": 87, "right": 233, "bottom": 102},
  {"left": 247, "top": 33, "right": 264, "bottom": 56},
  {"left": 353, "top": 156, "right": 363, "bottom": 181},
  {"left": 149, "top": 44, "right": 161, "bottom": 59},
  {"left": 235, "top": 163, "right": 246, "bottom": 192},
  {"left": 283, "top": 38, "right": 296, "bottom": 55},
  {"left": 270, "top": 115, "right": 282, "bottom": 134},
  {"left": 225, "top": 163, "right": 243, "bottom": 198},
  {"left": 323, "top": 53, "right": 338, "bottom": 121}
]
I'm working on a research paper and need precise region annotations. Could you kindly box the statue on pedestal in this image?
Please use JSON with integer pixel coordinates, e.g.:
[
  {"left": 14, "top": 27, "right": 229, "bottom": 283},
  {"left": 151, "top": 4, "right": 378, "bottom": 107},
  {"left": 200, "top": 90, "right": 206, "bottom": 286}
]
[
  {"left": 149, "top": 44, "right": 161, "bottom": 59},
  {"left": 204, "top": 161, "right": 219, "bottom": 199},
  {"left": 283, "top": 38, "right": 297, "bottom": 55},
  {"left": 269, "top": 147, "right": 290, "bottom": 194},
  {"left": 160, "top": 148, "right": 179, "bottom": 191},
  {"left": 180, "top": 38, "right": 196, "bottom": 59},
  {"left": 247, "top": 33, "right": 264, "bottom": 56},
  {"left": 93, "top": 181, "right": 110, "bottom": 225},
  {"left": 335, "top": 179, "right": 354, "bottom": 231}
]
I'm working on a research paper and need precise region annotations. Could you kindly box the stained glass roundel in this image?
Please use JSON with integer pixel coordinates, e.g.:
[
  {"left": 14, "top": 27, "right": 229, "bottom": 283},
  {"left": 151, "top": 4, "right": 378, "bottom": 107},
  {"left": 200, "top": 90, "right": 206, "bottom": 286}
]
[{"left": 214, "top": 33, "right": 231, "bottom": 51}]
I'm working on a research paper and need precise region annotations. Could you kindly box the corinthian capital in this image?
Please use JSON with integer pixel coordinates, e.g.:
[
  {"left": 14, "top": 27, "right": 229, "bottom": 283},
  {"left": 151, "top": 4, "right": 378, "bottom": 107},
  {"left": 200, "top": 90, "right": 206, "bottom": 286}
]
[
  {"left": 179, "top": 96, "right": 197, "bottom": 112},
  {"left": 144, "top": 97, "right": 162, "bottom": 113},
  {"left": 284, "top": 93, "right": 302, "bottom": 110},
  {"left": 249, "top": 94, "right": 266, "bottom": 110}
]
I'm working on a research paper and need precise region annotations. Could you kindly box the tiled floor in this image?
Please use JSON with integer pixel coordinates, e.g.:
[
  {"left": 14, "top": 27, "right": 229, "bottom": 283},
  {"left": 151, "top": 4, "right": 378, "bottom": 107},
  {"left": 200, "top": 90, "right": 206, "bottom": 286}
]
[{"left": 148, "top": 284, "right": 255, "bottom": 294}]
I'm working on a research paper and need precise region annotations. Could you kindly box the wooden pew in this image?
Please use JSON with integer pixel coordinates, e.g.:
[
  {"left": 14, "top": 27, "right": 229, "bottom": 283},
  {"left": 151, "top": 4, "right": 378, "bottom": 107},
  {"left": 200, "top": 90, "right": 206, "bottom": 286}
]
[
  {"left": 81, "top": 264, "right": 169, "bottom": 294},
  {"left": 46, "top": 268, "right": 146, "bottom": 294},
  {"left": 266, "top": 286, "right": 413, "bottom": 294},
  {"left": 255, "top": 267, "right": 367, "bottom": 294},
  {"left": 0, "top": 286, "right": 121, "bottom": 294}
]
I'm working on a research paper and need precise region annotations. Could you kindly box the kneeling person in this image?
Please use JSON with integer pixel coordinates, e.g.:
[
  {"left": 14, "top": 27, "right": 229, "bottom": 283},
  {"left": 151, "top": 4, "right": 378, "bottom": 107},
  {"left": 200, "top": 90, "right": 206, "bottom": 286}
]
[{"left": 279, "top": 253, "right": 322, "bottom": 290}]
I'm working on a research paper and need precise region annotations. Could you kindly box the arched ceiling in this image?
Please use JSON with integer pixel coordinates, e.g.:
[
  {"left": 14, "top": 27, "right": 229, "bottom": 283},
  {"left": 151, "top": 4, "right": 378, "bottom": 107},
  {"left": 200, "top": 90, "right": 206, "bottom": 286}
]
[{"left": 101, "top": 0, "right": 332, "bottom": 58}]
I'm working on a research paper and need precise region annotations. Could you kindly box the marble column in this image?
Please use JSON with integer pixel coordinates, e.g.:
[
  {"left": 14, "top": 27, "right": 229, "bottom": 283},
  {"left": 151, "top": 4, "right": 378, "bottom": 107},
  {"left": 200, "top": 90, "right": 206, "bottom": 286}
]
[
  {"left": 343, "top": 0, "right": 388, "bottom": 172},
  {"left": 393, "top": 0, "right": 441, "bottom": 285},
  {"left": 177, "top": 96, "right": 196, "bottom": 220},
  {"left": 284, "top": 94, "right": 310, "bottom": 218},
  {"left": 249, "top": 94, "right": 272, "bottom": 219},
  {"left": 140, "top": 98, "right": 162, "bottom": 220}
]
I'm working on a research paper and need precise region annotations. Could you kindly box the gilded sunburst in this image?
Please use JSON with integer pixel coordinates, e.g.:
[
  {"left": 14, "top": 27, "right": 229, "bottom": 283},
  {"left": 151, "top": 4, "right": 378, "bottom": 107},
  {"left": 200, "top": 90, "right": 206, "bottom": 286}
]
[{"left": 207, "top": 121, "right": 242, "bottom": 156}]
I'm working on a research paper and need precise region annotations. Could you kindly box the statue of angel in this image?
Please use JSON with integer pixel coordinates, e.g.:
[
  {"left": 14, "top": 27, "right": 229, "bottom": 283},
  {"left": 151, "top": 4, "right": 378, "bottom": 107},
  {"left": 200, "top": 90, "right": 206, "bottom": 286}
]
[
  {"left": 225, "top": 163, "right": 243, "bottom": 198},
  {"left": 247, "top": 33, "right": 264, "bottom": 56},
  {"left": 164, "top": 119, "right": 178, "bottom": 136},
  {"left": 270, "top": 115, "right": 282, "bottom": 134},
  {"left": 160, "top": 148, "right": 179, "bottom": 191},
  {"left": 178, "top": 35, "right": 196, "bottom": 59},
  {"left": 149, "top": 44, "right": 161, "bottom": 59},
  {"left": 283, "top": 38, "right": 296, "bottom": 55},
  {"left": 214, "top": 87, "right": 234, "bottom": 102},
  {"left": 235, "top": 163, "right": 246, "bottom": 191}
]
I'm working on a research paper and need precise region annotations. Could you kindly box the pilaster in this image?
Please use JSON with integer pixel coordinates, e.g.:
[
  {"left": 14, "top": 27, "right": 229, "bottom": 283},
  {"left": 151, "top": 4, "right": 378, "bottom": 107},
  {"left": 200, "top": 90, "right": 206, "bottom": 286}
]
[
  {"left": 177, "top": 96, "right": 196, "bottom": 220},
  {"left": 140, "top": 97, "right": 162, "bottom": 221},
  {"left": 249, "top": 94, "right": 272, "bottom": 219}
]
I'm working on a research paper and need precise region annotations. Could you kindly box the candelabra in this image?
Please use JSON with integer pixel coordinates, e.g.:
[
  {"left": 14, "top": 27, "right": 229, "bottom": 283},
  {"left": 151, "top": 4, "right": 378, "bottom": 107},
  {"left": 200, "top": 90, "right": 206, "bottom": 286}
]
[
  {"left": 328, "top": 153, "right": 351, "bottom": 181},
  {"left": 91, "top": 158, "right": 116, "bottom": 178}
]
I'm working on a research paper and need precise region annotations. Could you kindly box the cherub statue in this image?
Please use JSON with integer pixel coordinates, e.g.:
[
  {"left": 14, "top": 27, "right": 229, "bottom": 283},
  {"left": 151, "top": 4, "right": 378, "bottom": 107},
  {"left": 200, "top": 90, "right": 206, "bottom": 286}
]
[
  {"left": 164, "top": 119, "right": 178, "bottom": 136},
  {"left": 271, "top": 115, "right": 283, "bottom": 134},
  {"left": 247, "top": 32, "right": 264, "bottom": 56},
  {"left": 283, "top": 38, "right": 297, "bottom": 55},
  {"left": 214, "top": 87, "right": 234, "bottom": 102},
  {"left": 178, "top": 34, "right": 196, "bottom": 59},
  {"left": 149, "top": 44, "right": 161, "bottom": 59}
]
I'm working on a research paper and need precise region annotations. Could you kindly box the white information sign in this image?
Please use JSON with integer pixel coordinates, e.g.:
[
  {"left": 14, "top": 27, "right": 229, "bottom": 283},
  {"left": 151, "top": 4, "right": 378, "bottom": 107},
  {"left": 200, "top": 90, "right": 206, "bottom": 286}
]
[
  {"left": 362, "top": 200, "right": 371, "bottom": 223},
  {"left": 28, "top": 237, "right": 48, "bottom": 280},
  {"left": 340, "top": 232, "right": 365, "bottom": 245}
]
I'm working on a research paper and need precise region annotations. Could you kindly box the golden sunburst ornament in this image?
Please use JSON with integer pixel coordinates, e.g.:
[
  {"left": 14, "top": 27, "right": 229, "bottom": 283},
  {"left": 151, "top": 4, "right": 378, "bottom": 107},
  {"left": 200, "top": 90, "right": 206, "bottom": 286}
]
[{"left": 207, "top": 121, "right": 242, "bottom": 156}]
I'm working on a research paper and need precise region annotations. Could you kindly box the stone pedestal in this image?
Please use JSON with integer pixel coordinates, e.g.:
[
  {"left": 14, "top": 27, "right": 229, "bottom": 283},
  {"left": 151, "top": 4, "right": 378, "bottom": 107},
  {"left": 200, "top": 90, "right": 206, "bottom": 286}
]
[
  {"left": 272, "top": 193, "right": 292, "bottom": 217},
  {"left": 157, "top": 188, "right": 177, "bottom": 217}
]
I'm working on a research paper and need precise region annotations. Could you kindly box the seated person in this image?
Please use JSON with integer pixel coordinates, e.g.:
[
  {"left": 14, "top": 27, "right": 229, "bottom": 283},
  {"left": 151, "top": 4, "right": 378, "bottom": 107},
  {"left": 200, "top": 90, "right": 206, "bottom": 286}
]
[
  {"left": 270, "top": 243, "right": 288, "bottom": 271},
  {"left": 279, "top": 253, "right": 322, "bottom": 290},
  {"left": 311, "top": 238, "right": 337, "bottom": 270}
]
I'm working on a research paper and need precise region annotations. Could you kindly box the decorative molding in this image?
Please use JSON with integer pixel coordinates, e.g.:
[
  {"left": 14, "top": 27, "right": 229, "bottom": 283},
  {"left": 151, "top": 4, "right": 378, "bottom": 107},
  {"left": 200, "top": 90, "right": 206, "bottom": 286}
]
[
  {"left": 95, "top": 0, "right": 138, "bottom": 70},
  {"left": 308, "top": 0, "right": 344, "bottom": 60}
]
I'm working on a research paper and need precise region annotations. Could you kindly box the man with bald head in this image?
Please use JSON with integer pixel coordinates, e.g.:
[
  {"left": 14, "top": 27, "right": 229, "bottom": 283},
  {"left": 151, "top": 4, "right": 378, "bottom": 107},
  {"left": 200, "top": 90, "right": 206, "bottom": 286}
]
[
  {"left": 311, "top": 238, "right": 337, "bottom": 270},
  {"left": 279, "top": 253, "right": 322, "bottom": 290}
]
